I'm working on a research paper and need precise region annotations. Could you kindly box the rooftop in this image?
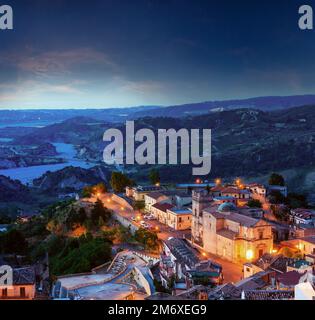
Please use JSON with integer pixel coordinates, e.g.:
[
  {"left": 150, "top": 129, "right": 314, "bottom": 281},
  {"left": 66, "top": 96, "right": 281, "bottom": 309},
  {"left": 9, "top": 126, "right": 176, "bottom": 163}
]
[
  {"left": 277, "top": 270, "right": 307, "bottom": 286},
  {"left": 208, "top": 283, "right": 241, "bottom": 300},
  {"left": 168, "top": 208, "right": 192, "bottom": 215},
  {"left": 213, "top": 196, "right": 235, "bottom": 201},
  {"left": 145, "top": 192, "right": 167, "bottom": 200},
  {"left": 164, "top": 238, "right": 200, "bottom": 268},
  {"left": 13, "top": 267, "right": 36, "bottom": 285},
  {"left": 152, "top": 202, "right": 174, "bottom": 212},
  {"left": 243, "top": 290, "right": 294, "bottom": 300},
  {"left": 217, "top": 229, "right": 238, "bottom": 240},
  {"left": 221, "top": 187, "right": 250, "bottom": 194},
  {"left": 134, "top": 185, "right": 164, "bottom": 192},
  {"left": 301, "top": 235, "right": 315, "bottom": 245},
  {"left": 177, "top": 183, "right": 215, "bottom": 188}
]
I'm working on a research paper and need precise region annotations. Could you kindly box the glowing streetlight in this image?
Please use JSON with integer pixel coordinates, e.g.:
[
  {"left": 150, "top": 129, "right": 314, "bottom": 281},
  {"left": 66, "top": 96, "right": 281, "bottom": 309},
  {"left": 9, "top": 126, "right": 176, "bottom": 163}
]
[
  {"left": 246, "top": 249, "right": 254, "bottom": 260},
  {"left": 235, "top": 179, "right": 241, "bottom": 185},
  {"left": 202, "top": 252, "right": 207, "bottom": 257},
  {"left": 196, "top": 178, "right": 202, "bottom": 184},
  {"left": 215, "top": 178, "right": 221, "bottom": 185},
  {"left": 155, "top": 182, "right": 160, "bottom": 187}
]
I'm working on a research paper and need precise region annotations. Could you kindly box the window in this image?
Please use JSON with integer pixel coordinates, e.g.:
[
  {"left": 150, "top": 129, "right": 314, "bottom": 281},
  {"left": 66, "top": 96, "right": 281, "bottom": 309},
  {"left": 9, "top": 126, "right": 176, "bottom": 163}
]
[
  {"left": 179, "top": 217, "right": 182, "bottom": 223},
  {"left": 20, "top": 287, "right": 26, "bottom": 298},
  {"left": 2, "top": 288, "right": 7, "bottom": 297}
]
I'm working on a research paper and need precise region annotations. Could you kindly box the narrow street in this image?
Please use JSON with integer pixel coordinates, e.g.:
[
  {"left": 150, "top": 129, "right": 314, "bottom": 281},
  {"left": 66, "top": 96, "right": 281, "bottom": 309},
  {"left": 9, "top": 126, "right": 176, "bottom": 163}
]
[
  {"left": 85, "top": 193, "right": 244, "bottom": 284},
  {"left": 96, "top": 193, "right": 190, "bottom": 241}
]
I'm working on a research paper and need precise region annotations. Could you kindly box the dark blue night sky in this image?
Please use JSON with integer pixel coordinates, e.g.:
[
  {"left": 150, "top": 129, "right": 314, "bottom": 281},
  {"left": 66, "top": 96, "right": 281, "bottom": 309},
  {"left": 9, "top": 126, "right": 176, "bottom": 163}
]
[{"left": 0, "top": 0, "right": 314, "bottom": 108}]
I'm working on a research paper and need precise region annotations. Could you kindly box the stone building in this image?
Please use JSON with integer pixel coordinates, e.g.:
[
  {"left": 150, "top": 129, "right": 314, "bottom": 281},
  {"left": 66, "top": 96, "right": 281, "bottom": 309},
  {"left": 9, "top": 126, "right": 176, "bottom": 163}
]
[{"left": 191, "top": 190, "right": 273, "bottom": 263}]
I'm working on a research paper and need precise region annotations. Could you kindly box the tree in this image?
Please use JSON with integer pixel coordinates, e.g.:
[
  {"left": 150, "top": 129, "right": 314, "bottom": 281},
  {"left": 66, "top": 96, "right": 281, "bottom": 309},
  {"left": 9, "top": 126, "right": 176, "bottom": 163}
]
[
  {"left": 270, "top": 204, "right": 290, "bottom": 222},
  {"left": 247, "top": 199, "right": 262, "bottom": 208},
  {"left": 50, "top": 237, "right": 112, "bottom": 276},
  {"left": 82, "top": 183, "right": 107, "bottom": 198},
  {"left": 133, "top": 200, "right": 145, "bottom": 212},
  {"left": 110, "top": 172, "right": 133, "bottom": 193},
  {"left": 93, "top": 183, "right": 108, "bottom": 194},
  {"left": 134, "top": 228, "right": 159, "bottom": 250},
  {"left": 268, "top": 190, "right": 286, "bottom": 204},
  {"left": 269, "top": 173, "right": 285, "bottom": 186},
  {"left": 286, "top": 193, "right": 308, "bottom": 209},
  {"left": 98, "top": 216, "right": 105, "bottom": 227},
  {"left": 82, "top": 186, "right": 93, "bottom": 198},
  {"left": 0, "top": 229, "right": 28, "bottom": 255},
  {"left": 149, "top": 169, "right": 160, "bottom": 185},
  {"left": 91, "top": 199, "right": 111, "bottom": 225}
]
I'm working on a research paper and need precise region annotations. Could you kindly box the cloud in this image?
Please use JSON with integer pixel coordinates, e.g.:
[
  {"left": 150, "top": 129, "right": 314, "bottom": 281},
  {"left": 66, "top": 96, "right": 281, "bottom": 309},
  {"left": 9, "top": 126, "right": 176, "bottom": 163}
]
[
  {"left": 119, "top": 79, "right": 164, "bottom": 94},
  {"left": 0, "top": 47, "right": 117, "bottom": 78}
]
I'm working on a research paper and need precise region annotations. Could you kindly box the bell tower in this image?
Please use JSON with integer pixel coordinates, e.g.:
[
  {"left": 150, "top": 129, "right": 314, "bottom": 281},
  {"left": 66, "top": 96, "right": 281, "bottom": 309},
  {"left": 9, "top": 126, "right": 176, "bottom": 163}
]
[{"left": 191, "top": 190, "right": 212, "bottom": 246}]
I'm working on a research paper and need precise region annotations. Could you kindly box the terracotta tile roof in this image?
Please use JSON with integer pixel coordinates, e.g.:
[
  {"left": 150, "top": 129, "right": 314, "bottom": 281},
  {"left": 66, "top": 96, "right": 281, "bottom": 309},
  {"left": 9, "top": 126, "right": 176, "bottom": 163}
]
[
  {"left": 145, "top": 192, "right": 166, "bottom": 200},
  {"left": 152, "top": 202, "right": 174, "bottom": 212},
  {"left": 217, "top": 229, "right": 237, "bottom": 240},
  {"left": 277, "top": 270, "right": 307, "bottom": 286},
  {"left": 243, "top": 290, "right": 294, "bottom": 300},
  {"left": 211, "top": 186, "right": 225, "bottom": 192},
  {"left": 221, "top": 187, "right": 250, "bottom": 194}
]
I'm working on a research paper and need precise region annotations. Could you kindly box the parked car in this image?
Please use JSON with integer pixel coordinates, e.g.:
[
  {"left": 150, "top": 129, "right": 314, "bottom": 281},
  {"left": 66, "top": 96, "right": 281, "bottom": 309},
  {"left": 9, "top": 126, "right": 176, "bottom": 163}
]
[
  {"left": 140, "top": 221, "right": 149, "bottom": 228},
  {"left": 144, "top": 214, "right": 155, "bottom": 220}
]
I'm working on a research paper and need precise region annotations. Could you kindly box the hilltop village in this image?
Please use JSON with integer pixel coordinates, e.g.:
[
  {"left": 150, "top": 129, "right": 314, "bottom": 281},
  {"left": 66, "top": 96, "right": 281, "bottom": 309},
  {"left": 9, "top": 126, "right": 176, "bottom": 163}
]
[{"left": 1, "top": 173, "right": 315, "bottom": 300}]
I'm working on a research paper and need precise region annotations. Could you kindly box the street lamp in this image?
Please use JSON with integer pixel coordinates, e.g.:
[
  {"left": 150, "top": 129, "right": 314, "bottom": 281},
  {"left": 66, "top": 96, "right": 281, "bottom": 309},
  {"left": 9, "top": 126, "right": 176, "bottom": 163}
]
[{"left": 246, "top": 249, "right": 254, "bottom": 260}]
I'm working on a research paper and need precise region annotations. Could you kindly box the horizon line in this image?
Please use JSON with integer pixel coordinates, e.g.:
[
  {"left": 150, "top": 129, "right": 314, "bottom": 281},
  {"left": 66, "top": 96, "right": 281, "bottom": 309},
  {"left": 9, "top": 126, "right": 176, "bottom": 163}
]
[{"left": 1, "top": 93, "right": 315, "bottom": 111}]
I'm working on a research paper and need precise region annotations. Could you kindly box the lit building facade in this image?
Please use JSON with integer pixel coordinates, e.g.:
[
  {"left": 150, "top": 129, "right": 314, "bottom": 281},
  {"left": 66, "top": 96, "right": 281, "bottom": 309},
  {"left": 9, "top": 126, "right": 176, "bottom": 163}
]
[{"left": 192, "top": 190, "right": 273, "bottom": 263}]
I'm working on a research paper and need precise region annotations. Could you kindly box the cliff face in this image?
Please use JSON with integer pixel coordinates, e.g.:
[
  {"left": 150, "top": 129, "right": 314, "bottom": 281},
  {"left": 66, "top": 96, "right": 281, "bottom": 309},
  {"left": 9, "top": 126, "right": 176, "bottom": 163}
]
[{"left": 32, "top": 165, "right": 110, "bottom": 193}]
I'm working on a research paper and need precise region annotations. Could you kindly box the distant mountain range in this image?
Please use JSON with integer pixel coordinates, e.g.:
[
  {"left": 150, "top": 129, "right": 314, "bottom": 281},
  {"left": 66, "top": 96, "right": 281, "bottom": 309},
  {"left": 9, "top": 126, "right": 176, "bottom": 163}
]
[
  {"left": 128, "top": 94, "right": 315, "bottom": 119},
  {"left": 2, "top": 94, "right": 315, "bottom": 125},
  {"left": 2, "top": 98, "right": 315, "bottom": 204}
]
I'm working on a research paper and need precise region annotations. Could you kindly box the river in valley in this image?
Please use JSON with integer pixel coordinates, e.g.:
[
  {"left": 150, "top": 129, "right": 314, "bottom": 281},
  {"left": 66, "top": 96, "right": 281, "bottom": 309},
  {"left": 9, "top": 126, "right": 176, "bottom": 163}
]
[{"left": 0, "top": 143, "right": 94, "bottom": 185}]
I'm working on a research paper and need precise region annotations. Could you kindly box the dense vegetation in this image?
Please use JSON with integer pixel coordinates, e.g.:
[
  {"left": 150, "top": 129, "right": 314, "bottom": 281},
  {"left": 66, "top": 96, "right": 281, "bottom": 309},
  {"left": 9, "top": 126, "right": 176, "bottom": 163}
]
[
  {"left": 33, "top": 234, "right": 112, "bottom": 276},
  {"left": 110, "top": 171, "right": 134, "bottom": 193}
]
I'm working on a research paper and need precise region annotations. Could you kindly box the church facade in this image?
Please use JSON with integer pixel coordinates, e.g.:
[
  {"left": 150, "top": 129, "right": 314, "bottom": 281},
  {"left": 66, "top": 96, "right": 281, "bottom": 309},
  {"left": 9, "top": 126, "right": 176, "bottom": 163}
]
[{"left": 192, "top": 190, "right": 273, "bottom": 263}]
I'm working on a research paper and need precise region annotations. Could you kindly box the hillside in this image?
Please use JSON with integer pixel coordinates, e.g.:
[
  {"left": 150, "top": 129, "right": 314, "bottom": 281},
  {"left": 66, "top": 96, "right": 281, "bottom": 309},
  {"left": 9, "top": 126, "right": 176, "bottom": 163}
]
[
  {"left": 0, "top": 175, "right": 32, "bottom": 202},
  {"left": 32, "top": 165, "right": 110, "bottom": 194},
  {"left": 129, "top": 95, "right": 315, "bottom": 119}
]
